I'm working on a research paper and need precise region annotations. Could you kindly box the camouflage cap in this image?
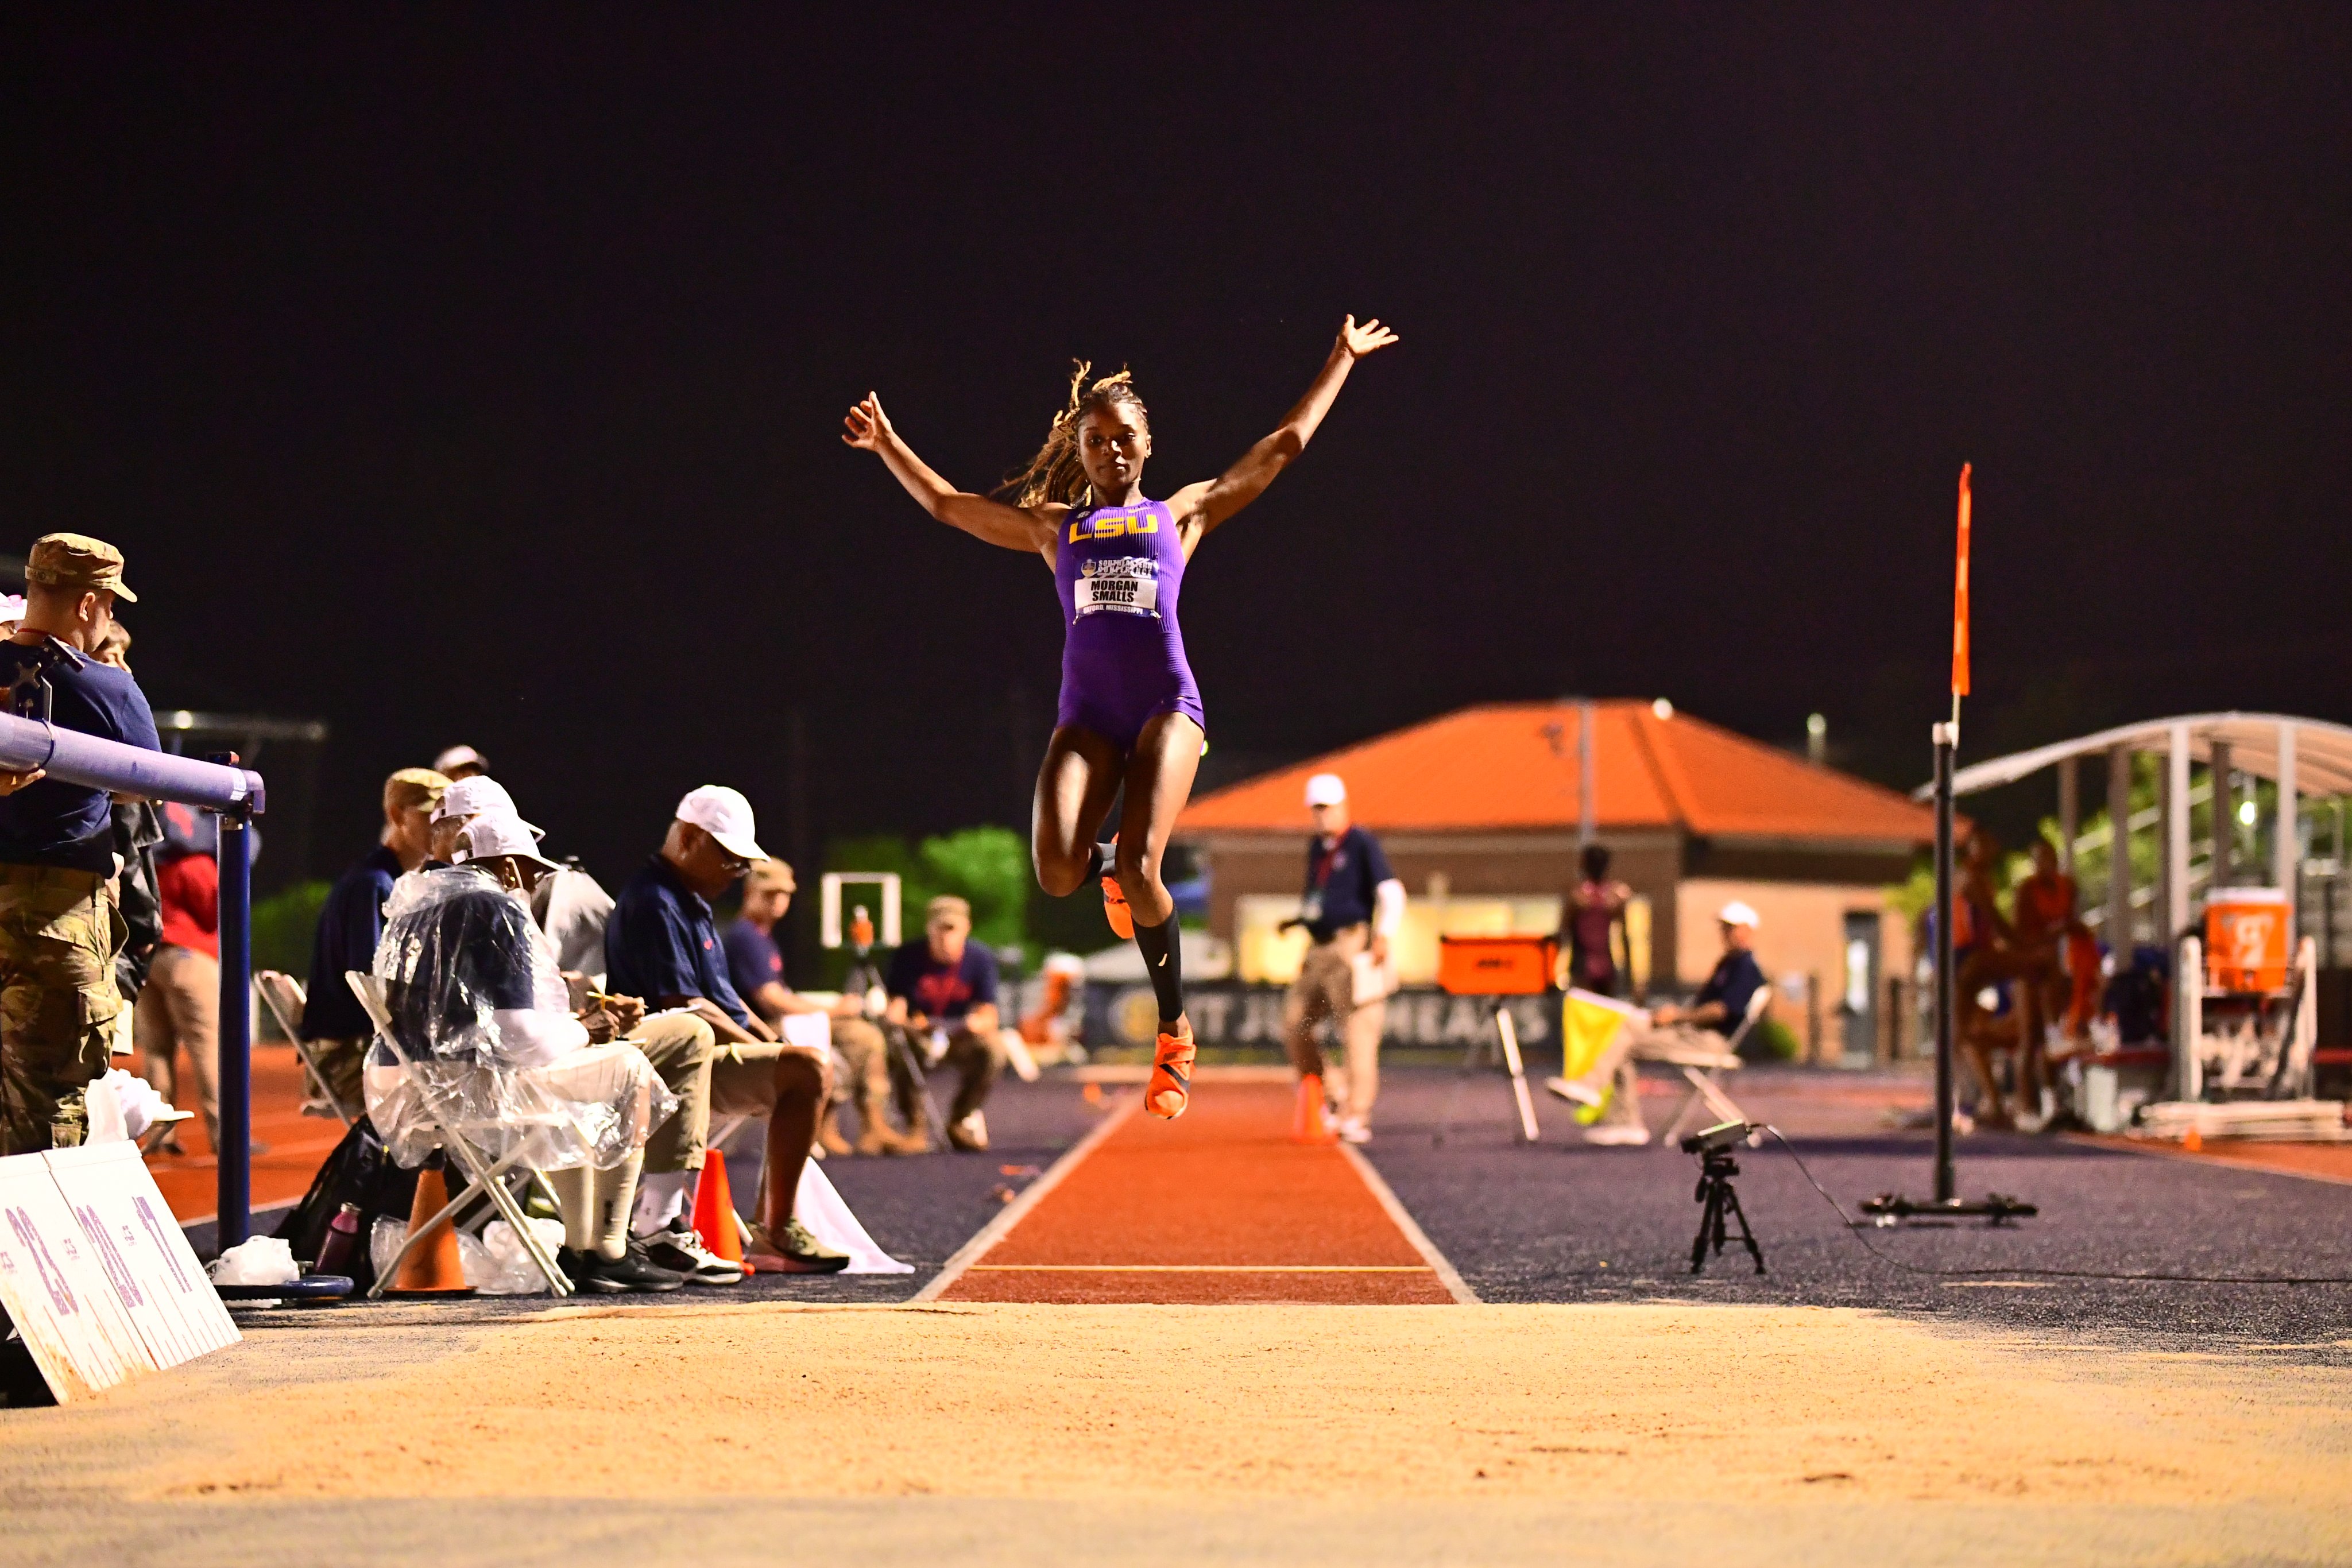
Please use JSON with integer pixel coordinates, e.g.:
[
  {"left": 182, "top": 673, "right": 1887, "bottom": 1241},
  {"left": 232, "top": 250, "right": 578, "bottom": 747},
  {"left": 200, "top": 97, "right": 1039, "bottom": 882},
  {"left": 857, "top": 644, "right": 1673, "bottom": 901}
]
[{"left": 26, "top": 533, "right": 137, "bottom": 603}]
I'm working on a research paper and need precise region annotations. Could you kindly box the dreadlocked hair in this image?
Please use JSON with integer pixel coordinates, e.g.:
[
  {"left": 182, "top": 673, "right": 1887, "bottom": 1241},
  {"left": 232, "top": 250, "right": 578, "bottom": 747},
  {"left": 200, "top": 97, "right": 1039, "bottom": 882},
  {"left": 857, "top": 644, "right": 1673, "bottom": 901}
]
[{"left": 997, "top": 360, "right": 1150, "bottom": 509}]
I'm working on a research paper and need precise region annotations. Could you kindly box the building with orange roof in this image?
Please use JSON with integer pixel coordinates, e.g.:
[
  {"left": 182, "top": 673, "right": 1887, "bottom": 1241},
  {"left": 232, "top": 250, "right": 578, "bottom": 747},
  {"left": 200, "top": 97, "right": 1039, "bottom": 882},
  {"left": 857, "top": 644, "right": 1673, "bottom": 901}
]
[{"left": 1178, "top": 699, "right": 1941, "bottom": 1061}]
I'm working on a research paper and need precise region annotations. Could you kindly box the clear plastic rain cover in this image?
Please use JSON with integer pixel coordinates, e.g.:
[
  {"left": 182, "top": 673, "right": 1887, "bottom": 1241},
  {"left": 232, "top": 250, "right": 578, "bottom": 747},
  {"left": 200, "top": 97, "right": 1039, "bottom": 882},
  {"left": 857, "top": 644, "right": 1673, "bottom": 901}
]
[{"left": 365, "top": 866, "right": 675, "bottom": 1171}]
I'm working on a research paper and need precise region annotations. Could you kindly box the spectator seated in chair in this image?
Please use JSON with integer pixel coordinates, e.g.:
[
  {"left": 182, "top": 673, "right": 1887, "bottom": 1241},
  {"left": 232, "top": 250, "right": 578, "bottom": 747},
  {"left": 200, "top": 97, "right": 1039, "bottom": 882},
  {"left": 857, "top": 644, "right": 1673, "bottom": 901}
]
[
  {"left": 605, "top": 786, "right": 848, "bottom": 1274},
  {"left": 368, "top": 811, "right": 686, "bottom": 1294},
  {"left": 296, "top": 768, "right": 451, "bottom": 1118},
  {"left": 1551, "top": 900, "right": 1766, "bottom": 1147},
  {"left": 724, "top": 858, "right": 916, "bottom": 1157},
  {"left": 883, "top": 896, "right": 1007, "bottom": 1153}
]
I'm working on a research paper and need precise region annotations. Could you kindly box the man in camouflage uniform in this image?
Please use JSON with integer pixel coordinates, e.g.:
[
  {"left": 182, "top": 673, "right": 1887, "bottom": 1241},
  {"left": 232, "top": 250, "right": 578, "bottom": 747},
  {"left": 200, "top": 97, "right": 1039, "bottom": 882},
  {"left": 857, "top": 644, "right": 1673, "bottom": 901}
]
[{"left": 0, "top": 534, "right": 161, "bottom": 1153}]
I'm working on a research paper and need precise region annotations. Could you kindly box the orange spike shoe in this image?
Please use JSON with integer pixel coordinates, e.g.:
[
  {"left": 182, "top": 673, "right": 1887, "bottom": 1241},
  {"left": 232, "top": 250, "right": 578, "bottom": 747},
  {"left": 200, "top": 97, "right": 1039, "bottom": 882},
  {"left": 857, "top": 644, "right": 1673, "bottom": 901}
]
[
  {"left": 1146, "top": 1021, "right": 1196, "bottom": 1120},
  {"left": 1101, "top": 873, "right": 1135, "bottom": 940}
]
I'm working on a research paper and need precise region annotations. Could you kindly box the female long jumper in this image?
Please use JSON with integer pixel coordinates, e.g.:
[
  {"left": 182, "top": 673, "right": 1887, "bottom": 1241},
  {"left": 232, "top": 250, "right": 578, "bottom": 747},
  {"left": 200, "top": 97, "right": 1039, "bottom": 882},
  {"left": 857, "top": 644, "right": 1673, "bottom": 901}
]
[{"left": 843, "top": 316, "right": 1398, "bottom": 1121}]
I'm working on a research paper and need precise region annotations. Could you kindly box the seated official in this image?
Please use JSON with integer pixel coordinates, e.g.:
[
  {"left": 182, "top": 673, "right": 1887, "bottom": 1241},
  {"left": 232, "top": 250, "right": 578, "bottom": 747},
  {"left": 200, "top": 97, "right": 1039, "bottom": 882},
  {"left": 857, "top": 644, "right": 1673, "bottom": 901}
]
[
  {"left": 884, "top": 896, "right": 1007, "bottom": 1153},
  {"left": 0, "top": 533, "right": 161, "bottom": 1155},
  {"left": 1554, "top": 900, "right": 1766, "bottom": 1147},
  {"left": 297, "top": 767, "right": 450, "bottom": 1118},
  {"left": 605, "top": 786, "right": 847, "bottom": 1273},
  {"left": 369, "top": 814, "right": 683, "bottom": 1294},
  {"left": 725, "top": 858, "right": 913, "bottom": 1156}
]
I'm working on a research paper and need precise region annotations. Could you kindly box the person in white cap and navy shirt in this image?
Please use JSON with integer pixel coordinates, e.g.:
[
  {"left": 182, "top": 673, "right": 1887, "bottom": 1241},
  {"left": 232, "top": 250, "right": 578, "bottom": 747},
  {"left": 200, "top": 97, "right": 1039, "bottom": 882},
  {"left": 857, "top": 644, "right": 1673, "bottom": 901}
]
[
  {"left": 1556, "top": 899, "right": 1768, "bottom": 1145},
  {"left": 1281, "top": 773, "right": 1405, "bottom": 1144}
]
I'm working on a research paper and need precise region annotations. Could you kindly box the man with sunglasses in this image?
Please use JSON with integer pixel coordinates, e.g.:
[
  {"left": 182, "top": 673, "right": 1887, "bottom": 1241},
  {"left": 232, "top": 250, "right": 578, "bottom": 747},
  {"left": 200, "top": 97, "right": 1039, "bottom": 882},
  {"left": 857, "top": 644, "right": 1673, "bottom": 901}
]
[{"left": 604, "top": 786, "right": 846, "bottom": 1274}]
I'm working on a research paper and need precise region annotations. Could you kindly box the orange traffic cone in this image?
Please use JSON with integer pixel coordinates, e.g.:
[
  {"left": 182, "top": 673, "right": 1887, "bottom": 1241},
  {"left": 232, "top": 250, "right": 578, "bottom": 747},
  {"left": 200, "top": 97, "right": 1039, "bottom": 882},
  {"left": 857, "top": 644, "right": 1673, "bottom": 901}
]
[
  {"left": 693, "top": 1149, "right": 751, "bottom": 1276},
  {"left": 1293, "top": 1074, "right": 1336, "bottom": 1143},
  {"left": 385, "top": 1163, "right": 470, "bottom": 1295},
  {"left": 2183, "top": 1125, "right": 2203, "bottom": 1153}
]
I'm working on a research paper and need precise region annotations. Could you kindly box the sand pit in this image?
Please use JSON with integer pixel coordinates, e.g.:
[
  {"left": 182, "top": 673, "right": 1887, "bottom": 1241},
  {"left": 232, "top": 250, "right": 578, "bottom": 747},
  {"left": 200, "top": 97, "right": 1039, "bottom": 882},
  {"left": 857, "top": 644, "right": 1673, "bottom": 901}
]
[{"left": 58, "top": 1302, "right": 2338, "bottom": 1526}]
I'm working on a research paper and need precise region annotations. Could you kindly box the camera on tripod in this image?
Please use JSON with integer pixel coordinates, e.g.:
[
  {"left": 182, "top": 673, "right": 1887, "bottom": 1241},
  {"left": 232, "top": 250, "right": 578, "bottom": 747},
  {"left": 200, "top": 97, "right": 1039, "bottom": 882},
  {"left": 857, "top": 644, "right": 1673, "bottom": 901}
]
[{"left": 1683, "top": 1120, "right": 1765, "bottom": 1275}]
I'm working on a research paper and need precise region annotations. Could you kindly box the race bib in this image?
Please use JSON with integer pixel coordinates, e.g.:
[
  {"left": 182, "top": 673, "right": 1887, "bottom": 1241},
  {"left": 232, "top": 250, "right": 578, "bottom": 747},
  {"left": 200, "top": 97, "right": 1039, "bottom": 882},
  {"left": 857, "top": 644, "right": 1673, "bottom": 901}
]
[{"left": 1074, "top": 556, "right": 1159, "bottom": 618}]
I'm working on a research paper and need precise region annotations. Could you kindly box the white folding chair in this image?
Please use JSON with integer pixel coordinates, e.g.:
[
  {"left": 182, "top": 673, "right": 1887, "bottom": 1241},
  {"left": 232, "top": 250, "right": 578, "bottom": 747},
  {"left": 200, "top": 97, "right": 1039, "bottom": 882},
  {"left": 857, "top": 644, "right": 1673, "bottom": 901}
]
[
  {"left": 1657, "top": 983, "right": 1771, "bottom": 1145},
  {"left": 254, "top": 970, "right": 357, "bottom": 1127},
  {"left": 343, "top": 971, "right": 574, "bottom": 1299}
]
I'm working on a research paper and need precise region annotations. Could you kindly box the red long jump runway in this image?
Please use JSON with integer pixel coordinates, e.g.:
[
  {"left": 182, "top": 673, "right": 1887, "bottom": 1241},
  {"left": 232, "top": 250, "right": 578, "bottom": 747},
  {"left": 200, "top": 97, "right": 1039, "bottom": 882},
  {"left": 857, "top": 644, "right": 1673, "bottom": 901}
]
[{"left": 923, "top": 1079, "right": 1473, "bottom": 1306}]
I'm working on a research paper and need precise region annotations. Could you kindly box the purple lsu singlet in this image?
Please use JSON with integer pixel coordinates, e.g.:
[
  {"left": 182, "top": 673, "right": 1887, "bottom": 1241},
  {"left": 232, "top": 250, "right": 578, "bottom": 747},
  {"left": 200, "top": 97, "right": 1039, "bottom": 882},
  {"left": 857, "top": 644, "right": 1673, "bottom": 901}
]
[{"left": 1052, "top": 498, "right": 1206, "bottom": 750}]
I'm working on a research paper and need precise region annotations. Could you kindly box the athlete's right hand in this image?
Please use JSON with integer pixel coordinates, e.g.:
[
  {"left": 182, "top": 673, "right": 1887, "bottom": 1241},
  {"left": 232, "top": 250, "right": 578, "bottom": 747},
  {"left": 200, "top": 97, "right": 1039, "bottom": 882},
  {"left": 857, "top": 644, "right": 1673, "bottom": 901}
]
[{"left": 841, "top": 392, "right": 893, "bottom": 452}]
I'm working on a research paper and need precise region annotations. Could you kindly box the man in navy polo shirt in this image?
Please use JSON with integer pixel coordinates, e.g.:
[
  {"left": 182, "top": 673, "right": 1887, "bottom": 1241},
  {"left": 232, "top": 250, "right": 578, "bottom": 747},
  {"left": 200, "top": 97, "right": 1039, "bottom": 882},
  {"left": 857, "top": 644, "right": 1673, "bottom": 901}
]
[
  {"left": 0, "top": 533, "right": 161, "bottom": 1154},
  {"left": 883, "top": 895, "right": 1005, "bottom": 1152},
  {"left": 1281, "top": 772, "right": 1405, "bottom": 1145},
  {"left": 606, "top": 785, "right": 845, "bottom": 1273}
]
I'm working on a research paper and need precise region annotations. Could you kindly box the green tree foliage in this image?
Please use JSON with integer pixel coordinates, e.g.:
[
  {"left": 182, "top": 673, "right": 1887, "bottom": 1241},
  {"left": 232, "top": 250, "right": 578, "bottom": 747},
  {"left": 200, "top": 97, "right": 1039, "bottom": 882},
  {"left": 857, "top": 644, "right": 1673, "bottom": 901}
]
[
  {"left": 252, "top": 879, "right": 332, "bottom": 982},
  {"left": 818, "top": 826, "right": 1038, "bottom": 982}
]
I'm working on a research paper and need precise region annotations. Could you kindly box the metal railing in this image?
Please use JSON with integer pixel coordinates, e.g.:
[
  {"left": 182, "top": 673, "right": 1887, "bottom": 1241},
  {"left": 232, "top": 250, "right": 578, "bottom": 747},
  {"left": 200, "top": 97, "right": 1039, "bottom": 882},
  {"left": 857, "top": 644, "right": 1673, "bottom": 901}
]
[{"left": 0, "top": 710, "right": 265, "bottom": 1245}]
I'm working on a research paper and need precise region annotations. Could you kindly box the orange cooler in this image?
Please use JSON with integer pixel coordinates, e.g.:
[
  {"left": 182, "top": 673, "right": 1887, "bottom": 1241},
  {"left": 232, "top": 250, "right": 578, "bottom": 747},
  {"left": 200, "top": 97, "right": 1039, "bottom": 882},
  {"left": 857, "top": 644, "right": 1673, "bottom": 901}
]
[
  {"left": 2205, "top": 888, "right": 2289, "bottom": 992},
  {"left": 1437, "top": 935, "right": 1558, "bottom": 996}
]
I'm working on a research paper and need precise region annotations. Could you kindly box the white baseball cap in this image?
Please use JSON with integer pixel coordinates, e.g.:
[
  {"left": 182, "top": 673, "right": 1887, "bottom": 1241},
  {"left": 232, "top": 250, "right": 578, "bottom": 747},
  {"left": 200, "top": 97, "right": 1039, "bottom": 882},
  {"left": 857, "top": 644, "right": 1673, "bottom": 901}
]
[
  {"left": 430, "top": 773, "right": 544, "bottom": 838},
  {"left": 432, "top": 744, "right": 488, "bottom": 775},
  {"left": 454, "top": 811, "right": 559, "bottom": 871},
  {"left": 1717, "top": 900, "right": 1760, "bottom": 930},
  {"left": 676, "top": 785, "right": 765, "bottom": 862},
  {"left": 1304, "top": 773, "right": 1348, "bottom": 808}
]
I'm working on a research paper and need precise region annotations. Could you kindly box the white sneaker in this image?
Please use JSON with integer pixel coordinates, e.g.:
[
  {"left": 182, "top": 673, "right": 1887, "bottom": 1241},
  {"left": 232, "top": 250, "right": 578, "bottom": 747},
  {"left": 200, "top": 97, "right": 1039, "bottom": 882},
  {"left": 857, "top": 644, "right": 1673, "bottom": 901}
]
[
  {"left": 1545, "top": 1075, "right": 1604, "bottom": 1108},
  {"left": 1336, "top": 1116, "right": 1371, "bottom": 1145},
  {"left": 1585, "top": 1123, "right": 1653, "bottom": 1147}
]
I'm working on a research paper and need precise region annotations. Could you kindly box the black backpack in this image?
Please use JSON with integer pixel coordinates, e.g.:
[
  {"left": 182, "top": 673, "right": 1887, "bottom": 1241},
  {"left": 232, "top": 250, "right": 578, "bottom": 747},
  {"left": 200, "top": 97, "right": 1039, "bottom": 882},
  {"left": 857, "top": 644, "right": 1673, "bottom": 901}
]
[{"left": 274, "top": 1114, "right": 421, "bottom": 1291}]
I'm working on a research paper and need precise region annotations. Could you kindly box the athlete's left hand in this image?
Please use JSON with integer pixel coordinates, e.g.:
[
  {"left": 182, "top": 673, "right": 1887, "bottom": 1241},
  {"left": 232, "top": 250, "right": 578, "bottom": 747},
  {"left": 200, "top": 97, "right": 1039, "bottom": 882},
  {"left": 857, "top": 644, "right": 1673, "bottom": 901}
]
[
  {"left": 1337, "top": 315, "right": 1399, "bottom": 359},
  {"left": 1371, "top": 934, "right": 1390, "bottom": 967}
]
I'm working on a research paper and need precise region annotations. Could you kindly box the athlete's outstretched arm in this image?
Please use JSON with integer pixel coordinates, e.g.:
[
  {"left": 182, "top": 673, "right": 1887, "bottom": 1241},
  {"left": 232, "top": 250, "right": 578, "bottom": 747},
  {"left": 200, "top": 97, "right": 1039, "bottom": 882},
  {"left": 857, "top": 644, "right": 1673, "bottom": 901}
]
[
  {"left": 842, "top": 393, "right": 1059, "bottom": 553},
  {"left": 1172, "top": 316, "right": 1399, "bottom": 540}
]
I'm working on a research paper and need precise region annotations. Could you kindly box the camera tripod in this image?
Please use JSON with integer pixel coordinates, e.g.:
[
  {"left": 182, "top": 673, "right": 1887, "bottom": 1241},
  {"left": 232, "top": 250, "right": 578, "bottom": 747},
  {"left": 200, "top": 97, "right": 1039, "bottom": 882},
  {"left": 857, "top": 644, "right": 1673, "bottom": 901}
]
[{"left": 1689, "top": 1143, "right": 1767, "bottom": 1276}]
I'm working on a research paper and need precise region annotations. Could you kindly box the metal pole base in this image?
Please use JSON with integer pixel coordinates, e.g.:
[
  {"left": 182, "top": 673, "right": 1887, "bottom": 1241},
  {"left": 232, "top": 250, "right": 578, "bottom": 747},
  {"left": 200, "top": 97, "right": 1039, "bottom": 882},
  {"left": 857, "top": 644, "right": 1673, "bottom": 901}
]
[{"left": 1859, "top": 1192, "right": 2038, "bottom": 1225}]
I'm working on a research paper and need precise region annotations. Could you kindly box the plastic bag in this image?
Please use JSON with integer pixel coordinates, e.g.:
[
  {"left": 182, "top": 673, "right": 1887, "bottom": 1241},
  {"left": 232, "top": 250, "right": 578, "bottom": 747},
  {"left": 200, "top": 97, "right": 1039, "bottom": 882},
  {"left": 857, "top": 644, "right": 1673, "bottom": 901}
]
[
  {"left": 210, "top": 1235, "right": 300, "bottom": 1287},
  {"left": 84, "top": 1067, "right": 173, "bottom": 1143},
  {"left": 473, "top": 1217, "right": 566, "bottom": 1295},
  {"left": 366, "top": 866, "right": 676, "bottom": 1172},
  {"left": 370, "top": 1215, "right": 409, "bottom": 1283}
]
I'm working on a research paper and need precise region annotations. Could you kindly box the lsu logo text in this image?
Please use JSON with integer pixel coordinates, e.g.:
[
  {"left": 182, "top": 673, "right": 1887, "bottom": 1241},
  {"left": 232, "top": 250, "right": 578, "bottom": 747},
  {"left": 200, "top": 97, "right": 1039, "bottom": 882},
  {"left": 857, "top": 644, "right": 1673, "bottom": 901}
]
[{"left": 1069, "top": 510, "right": 1160, "bottom": 543}]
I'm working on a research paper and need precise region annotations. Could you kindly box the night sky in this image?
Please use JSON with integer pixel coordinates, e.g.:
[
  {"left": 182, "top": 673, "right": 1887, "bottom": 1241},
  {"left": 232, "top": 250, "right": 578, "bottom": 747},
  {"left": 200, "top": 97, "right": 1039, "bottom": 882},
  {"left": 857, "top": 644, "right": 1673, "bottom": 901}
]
[{"left": 6, "top": 7, "right": 2349, "bottom": 894}]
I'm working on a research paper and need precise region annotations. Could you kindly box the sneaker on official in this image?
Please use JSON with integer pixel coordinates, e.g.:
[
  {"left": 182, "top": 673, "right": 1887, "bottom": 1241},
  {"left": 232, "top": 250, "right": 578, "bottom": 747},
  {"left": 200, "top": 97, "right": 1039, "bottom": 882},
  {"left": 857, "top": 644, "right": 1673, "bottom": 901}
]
[
  {"left": 558, "top": 1242, "right": 688, "bottom": 1294},
  {"left": 947, "top": 1109, "right": 989, "bottom": 1152},
  {"left": 745, "top": 1217, "right": 850, "bottom": 1275},
  {"left": 643, "top": 1217, "right": 745, "bottom": 1286},
  {"left": 1336, "top": 1114, "right": 1371, "bottom": 1145}
]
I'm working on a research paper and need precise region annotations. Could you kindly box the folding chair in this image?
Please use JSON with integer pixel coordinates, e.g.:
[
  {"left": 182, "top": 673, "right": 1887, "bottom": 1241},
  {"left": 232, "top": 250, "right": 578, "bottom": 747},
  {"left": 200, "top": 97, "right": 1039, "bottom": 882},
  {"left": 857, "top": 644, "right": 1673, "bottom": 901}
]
[
  {"left": 343, "top": 971, "right": 574, "bottom": 1299},
  {"left": 1657, "top": 983, "right": 1771, "bottom": 1145},
  {"left": 254, "top": 970, "right": 357, "bottom": 1127}
]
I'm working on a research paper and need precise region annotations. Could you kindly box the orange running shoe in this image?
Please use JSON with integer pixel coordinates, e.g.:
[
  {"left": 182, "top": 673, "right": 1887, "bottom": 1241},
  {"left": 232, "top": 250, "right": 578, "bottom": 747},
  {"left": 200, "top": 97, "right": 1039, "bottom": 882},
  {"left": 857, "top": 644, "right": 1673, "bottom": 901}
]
[
  {"left": 1147, "top": 1022, "right": 1196, "bottom": 1119},
  {"left": 1101, "top": 873, "right": 1135, "bottom": 940}
]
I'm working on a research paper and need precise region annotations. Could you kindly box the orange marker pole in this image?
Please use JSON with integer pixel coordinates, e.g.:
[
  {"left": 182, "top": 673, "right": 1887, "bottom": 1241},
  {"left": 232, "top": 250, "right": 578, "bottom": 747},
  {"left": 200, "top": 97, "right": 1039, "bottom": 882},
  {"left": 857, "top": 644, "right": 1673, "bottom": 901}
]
[{"left": 1951, "top": 462, "right": 1972, "bottom": 731}]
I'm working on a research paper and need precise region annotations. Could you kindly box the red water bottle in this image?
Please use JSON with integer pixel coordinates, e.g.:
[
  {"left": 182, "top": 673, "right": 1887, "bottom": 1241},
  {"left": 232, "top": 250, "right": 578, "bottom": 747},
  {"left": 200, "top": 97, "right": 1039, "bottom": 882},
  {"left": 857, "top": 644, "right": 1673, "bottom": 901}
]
[{"left": 314, "top": 1201, "right": 362, "bottom": 1276}]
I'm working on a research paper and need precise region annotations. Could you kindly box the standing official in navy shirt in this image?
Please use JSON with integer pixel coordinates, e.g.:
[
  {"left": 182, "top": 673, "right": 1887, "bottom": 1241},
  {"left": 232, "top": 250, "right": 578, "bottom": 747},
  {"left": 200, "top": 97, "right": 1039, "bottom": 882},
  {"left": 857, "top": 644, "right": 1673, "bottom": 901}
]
[
  {"left": 0, "top": 534, "right": 161, "bottom": 1153},
  {"left": 1281, "top": 772, "right": 1405, "bottom": 1145}
]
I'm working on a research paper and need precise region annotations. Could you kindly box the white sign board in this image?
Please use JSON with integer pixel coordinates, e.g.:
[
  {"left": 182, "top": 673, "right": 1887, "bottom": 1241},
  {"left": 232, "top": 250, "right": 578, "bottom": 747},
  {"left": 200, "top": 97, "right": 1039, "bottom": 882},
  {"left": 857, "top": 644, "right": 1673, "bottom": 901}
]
[
  {"left": 49, "top": 1142, "right": 239, "bottom": 1371},
  {"left": 0, "top": 1144, "right": 238, "bottom": 1404}
]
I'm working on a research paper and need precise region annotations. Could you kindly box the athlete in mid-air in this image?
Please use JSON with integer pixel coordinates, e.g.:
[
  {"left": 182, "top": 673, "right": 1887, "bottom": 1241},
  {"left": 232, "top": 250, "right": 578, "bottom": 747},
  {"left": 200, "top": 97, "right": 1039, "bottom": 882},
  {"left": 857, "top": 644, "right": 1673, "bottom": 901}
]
[{"left": 843, "top": 315, "right": 1399, "bottom": 1121}]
